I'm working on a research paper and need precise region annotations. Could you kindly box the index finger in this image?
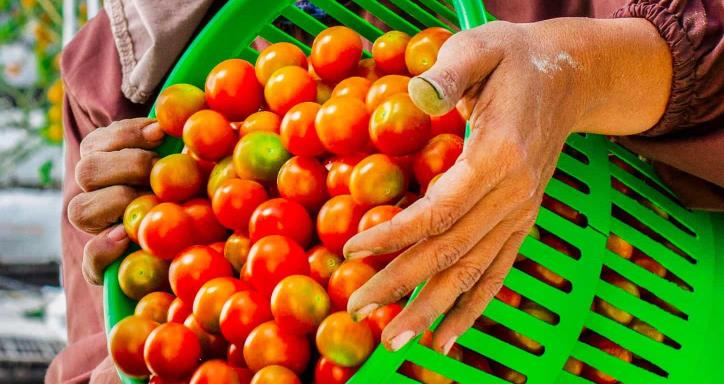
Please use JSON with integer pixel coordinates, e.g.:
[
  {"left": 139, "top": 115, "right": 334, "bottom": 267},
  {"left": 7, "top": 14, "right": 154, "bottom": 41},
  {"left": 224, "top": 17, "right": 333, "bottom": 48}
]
[{"left": 80, "top": 118, "right": 163, "bottom": 157}]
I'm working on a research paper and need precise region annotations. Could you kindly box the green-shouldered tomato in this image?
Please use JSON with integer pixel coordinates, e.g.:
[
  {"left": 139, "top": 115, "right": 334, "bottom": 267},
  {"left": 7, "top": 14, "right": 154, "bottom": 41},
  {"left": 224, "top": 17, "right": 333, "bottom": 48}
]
[
  {"left": 307, "top": 245, "right": 343, "bottom": 287},
  {"left": 123, "top": 194, "right": 160, "bottom": 243},
  {"left": 370, "top": 93, "right": 431, "bottom": 156},
  {"left": 150, "top": 154, "right": 202, "bottom": 202},
  {"left": 316, "top": 311, "right": 374, "bottom": 367},
  {"left": 156, "top": 83, "right": 206, "bottom": 137},
  {"left": 207, "top": 156, "right": 236, "bottom": 198},
  {"left": 135, "top": 291, "right": 174, "bottom": 324},
  {"left": 349, "top": 154, "right": 406, "bottom": 206},
  {"left": 224, "top": 232, "right": 251, "bottom": 273},
  {"left": 109, "top": 315, "right": 159, "bottom": 378},
  {"left": 183, "top": 109, "right": 237, "bottom": 161},
  {"left": 233, "top": 131, "right": 291, "bottom": 182},
  {"left": 271, "top": 275, "right": 331, "bottom": 334}
]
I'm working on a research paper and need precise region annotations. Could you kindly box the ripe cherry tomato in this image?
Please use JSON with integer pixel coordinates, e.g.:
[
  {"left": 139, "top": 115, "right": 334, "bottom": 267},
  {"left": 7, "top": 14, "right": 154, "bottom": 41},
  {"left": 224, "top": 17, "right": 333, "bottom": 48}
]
[
  {"left": 190, "top": 360, "right": 241, "bottom": 384},
  {"left": 233, "top": 132, "right": 291, "bottom": 181},
  {"left": 370, "top": 93, "right": 431, "bottom": 155},
  {"left": 331, "top": 76, "right": 371, "bottom": 101},
  {"left": 183, "top": 198, "right": 228, "bottom": 244},
  {"left": 583, "top": 336, "right": 632, "bottom": 384},
  {"left": 227, "top": 344, "right": 246, "bottom": 368},
  {"left": 205, "top": 59, "right": 263, "bottom": 121},
  {"left": 358, "top": 205, "right": 403, "bottom": 270},
  {"left": 430, "top": 107, "right": 466, "bottom": 137},
  {"left": 316, "top": 80, "right": 333, "bottom": 104},
  {"left": 310, "top": 26, "right": 363, "bottom": 82},
  {"left": 316, "top": 195, "right": 367, "bottom": 255},
  {"left": 224, "top": 232, "right": 251, "bottom": 273},
  {"left": 193, "top": 277, "right": 246, "bottom": 334},
  {"left": 372, "top": 31, "right": 411, "bottom": 75},
  {"left": 325, "top": 154, "right": 366, "bottom": 196},
  {"left": 365, "top": 75, "right": 410, "bottom": 112},
  {"left": 255, "top": 42, "right": 308, "bottom": 85},
  {"left": 183, "top": 109, "right": 236, "bottom": 161},
  {"left": 209, "top": 241, "right": 225, "bottom": 254},
  {"left": 314, "top": 357, "right": 358, "bottom": 384},
  {"left": 315, "top": 96, "right": 370, "bottom": 155},
  {"left": 366, "top": 303, "right": 403, "bottom": 342},
  {"left": 167, "top": 297, "right": 192, "bottom": 323},
  {"left": 280, "top": 102, "right": 325, "bottom": 156},
  {"left": 156, "top": 83, "right": 206, "bottom": 137},
  {"left": 123, "top": 194, "right": 159, "bottom": 243},
  {"left": 248, "top": 198, "right": 313, "bottom": 247},
  {"left": 264, "top": 66, "right": 317, "bottom": 115},
  {"left": 144, "top": 322, "right": 201, "bottom": 380},
  {"left": 277, "top": 156, "right": 327, "bottom": 210},
  {"left": 413, "top": 133, "right": 463, "bottom": 187},
  {"left": 207, "top": 156, "right": 236, "bottom": 198},
  {"left": 353, "top": 58, "right": 382, "bottom": 82},
  {"left": 243, "top": 235, "right": 310, "bottom": 296},
  {"left": 184, "top": 315, "right": 228, "bottom": 359},
  {"left": 327, "top": 260, "right": 376, "bottom": 310},
  {"left": 118, "top": 250, "right": 169, "bottom": 300},
  {"left": 184, "top": 146, "right": 216, "bottom": 178},
  {"left": 211, "top": 178, "right": 268, "bottom": 231},
  {"left": 316, "top": 311, "right": 374, "bottom": 367},
  {"left": 405, "top": 27, "right": 453, "bottom": 75},
  {"left": 271, "top": 275, "right": 331, "bottom": 334},
  {"left": 239, "top": 111, "right": 281, "bottom": 136},
  {"left": 349, "top": 153, "right": 406, "bottom": 206},
  {"left": 307, "top": 245, "right": 343, "bottom": 287},
  {"left": 220, "top": 289, "right": 272, "bottom": 346},
  {"left": 109, "top": 315, "right": 158, "bottom": 377},
  {"left": 243, "top": 321, "right": 310, "bottom": 373},
  {"left": 169, "top": 245, "right": 233, "bottom": 304},
  {"left": 138, "top": 202, "right": 196, "bottom": 260},
  {"left": 150, "top": 154, "right": 202, "bottom": 202},
  {"left": 496, "top": 286, "right": 522, "bottom": 308},
  {"left": 251, "top": 365, "right": 301, "bottom": 384},
  {"left": 135, "top": 291, "right": 174, "bottom": 324},
  {"left": 149, "top": 375, "right": 188, "bottom": 384}
]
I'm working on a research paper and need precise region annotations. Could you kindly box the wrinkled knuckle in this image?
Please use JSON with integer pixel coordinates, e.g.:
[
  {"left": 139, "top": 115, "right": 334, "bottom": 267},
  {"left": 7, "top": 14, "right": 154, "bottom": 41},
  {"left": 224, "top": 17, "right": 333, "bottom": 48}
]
[
  {"left": 121, "top": 148, "right": 154, "bottom": 180},
  {"left": 432, "top": 241, "right": 463, "bottom": 272},
  {"left": 427, "top": 202, "right": 459, "bottom": 236},
  {"left": 67, "top": 194, "right": 94, "bottom": 232},
  {"left": 75, "top": 155, "right": 101, "bottom": 191},
  {"left": 452, "top": 264, "right": 483, "bottom": 293},
  {"left": 391, "top": 283, "right": 411, "bottom": 301},
  {"left": 481, "top": 275, "right": 506, "bottom": 301}
]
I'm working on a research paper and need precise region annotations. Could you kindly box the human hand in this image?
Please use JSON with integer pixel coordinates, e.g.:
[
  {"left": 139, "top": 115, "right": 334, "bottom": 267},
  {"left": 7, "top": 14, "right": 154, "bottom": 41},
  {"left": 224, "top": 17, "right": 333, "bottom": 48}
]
[
  {"left": 68, "top": 118, "right": 164, "bottom": 285},
  {"left": 344, "top": 18, "right": 671, "bottom": 354}
]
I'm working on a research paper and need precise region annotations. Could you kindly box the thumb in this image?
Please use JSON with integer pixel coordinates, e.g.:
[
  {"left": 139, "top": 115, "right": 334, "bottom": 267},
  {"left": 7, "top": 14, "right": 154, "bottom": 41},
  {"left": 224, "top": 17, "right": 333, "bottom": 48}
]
[
  {"left": 82, "top": 224, "right": 130, "bottom": 285},
  {"left": 408, "top": 26, "right": 505, "bottom": 116}
]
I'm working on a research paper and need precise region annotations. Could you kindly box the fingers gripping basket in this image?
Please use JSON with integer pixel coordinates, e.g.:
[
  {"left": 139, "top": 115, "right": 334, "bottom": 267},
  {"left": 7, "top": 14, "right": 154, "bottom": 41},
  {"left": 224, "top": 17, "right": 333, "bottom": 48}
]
[{"left": 103, "top": 0, "right": 724, "bottom": 383}]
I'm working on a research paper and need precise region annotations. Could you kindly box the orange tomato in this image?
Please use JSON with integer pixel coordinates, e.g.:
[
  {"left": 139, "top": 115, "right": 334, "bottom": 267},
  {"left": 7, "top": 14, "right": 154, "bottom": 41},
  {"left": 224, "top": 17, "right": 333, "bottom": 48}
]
[
  {"left": 370, "top": 93, "right": 431, "bottom": 155},
  {"left": 271, "top": 275, "right": 331, "bottom": 334},
  {"left": 184, "top": 315, "right": 228, "bottom": 360},
  {"left": 205, "top": 59, "right": 263, "bottom": 121},
  {"left": 349, "top": 154, "right": 406, "bottom": 206},
  {"left": 430, "top": 107, "right": 466, "bottom": 137},
  {"left": 365, "top": 75, "right": 410, "bottom": 112},
  {"left": 316, "top": 195, "right": 367, "bottom": 255},
  {"left": 413, "top": 134, "right": 463, "bottom": 187},
  {"left": 327, "top": 260, "right": 376, "bottom": 311},
  {"left": 331, "top": 77, "right": 371, "bottom": 101},
  {"left": 307, "top": 245, "right": 343, "bottom": 287},
  {"left": 372, "top": 31, "right": 411, "bottom": 75},
  {"left": 169, "top": 245, "right": 234, "bottom": 304},
  {"left": 220, "top": 290, "right": 273, "bottom": 346},
  {"left": 135, "top": 291, "right": 174, "bottom": 324},
  {"left": 277, "top": 156, "right": 328, "bottom": 210},
  {"left": 280, "top": 102, "right": 325, "bottom": 157},
  {"left": 264, "top": 66, "right": 317, "bottom": 115},
  {"left": 123, "top": 194, "right": 160, "bottom": 243},
  {"left": 138, "top": 202, "right": 197, "bottom": 260},
  {"left": 314, "top": 357, "right": 357, "bottom": 384},
  {"left": 239, "top": 111, "right": 281, "bottom": 136},
  {"left": 316, "top": 311, "right": 374, "bottom": 367},
  {"left": 325, "top": 153, "right": 366, "bottom": 196},
  {"left": 211, "top": 178, "right": 268, "bottom": 231},
  {"left": 405, "top": 27, "right": 452, "bottom": 75},
  {"left": 243, "top": 321, "right": 310, "bottom": 373},
  {"left": 207, "top": 156, "right": 236, "bottom": 198},
  {"left": 251, "top": 365, "right": 301, "bottom": 384},
  {"left": 144, "top": 322, "right": 201, "bottom": 380},
  {"left": 156, "top": 83, "right": 206, "bottom": 137},
  {"left": 310, "top": 26, "right": 363, "bottom": 82},
  {"left": 255, "top": 42, "right": 308, "bottom": 85},
  {"left": 190, "top": 360, "right": 241, "bottom": 384},
  {"left": 224, "top": 232, "right": 251, "bottom": 273},
  {"left": 183, "top": 109, "right": 236, "bottom": 161},
  {"left": 183, "top": 198, "right": 228, "bottom": 245},
  {"left": 316, "top": 80, "right": 333, "bottom": 104},
  {"left": 315, "top": 96, "right": 370, "bottom": 155},
  {"left": 109, "top": 315, "right": 158, "bottom": 377},
  {"left": 192, "top": 277, "right": 246, "bottom": 334},
  {"left": 354, "top": 58, "right": 382, "bottom": 82},
  {"left": 150, "top": 154, "right": 202, "bottom": 202}
]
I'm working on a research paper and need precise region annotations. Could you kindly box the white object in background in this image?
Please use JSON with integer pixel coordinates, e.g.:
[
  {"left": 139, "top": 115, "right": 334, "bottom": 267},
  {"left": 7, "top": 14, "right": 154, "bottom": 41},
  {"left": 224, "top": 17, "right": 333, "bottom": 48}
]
[
  {"left": 0, "top": 189, "right": 62, "bottom": 264},
  {"left": 62, "top": 0, "right": 76, "bottom": 46},
  {"left": 87, "top": 0, "right": 100, "bottom": 19}
]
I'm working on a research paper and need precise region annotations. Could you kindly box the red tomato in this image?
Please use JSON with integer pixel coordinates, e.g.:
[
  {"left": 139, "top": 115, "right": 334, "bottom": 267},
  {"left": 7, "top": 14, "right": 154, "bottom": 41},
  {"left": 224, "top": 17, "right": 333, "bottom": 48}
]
[
  {"left": 405, "top": 27, "right": 453, "bottom": 76},
  {"left": 327, "top": 260, "right": 376, "bottom": 310},
  {"left": 205, "top": 59, "right": 263, "bottom": 120},
  {"left": 109, "top": 315, "right": 158, "bottom": 377},
  {"left": 316, "top": 80, "right": 333, "bottom": 104},
  {"left": 220, "top": 289, "right": 273, "bottom": 346},
  {"left": 184, "top": 315, "right": 228, "bottom": 359},
  {"left": 183, "top": 109, "right": 236, "bottom": 161},
  {"left": 280, "top": 102, "right": 325, "bottom": 156},
  {"left": 277, "top": 156, "right": 327, "bottom": 210},
  {"left": 366, "top": 303, "right": 403, "bottom": 342},
  {"left": 264, "top": 66, "right": 317, "bottom": 115},
  {"left": 118, "top": 250, "right": 168, "bottom": 300},
  {"left": 169, "top": 245, "right": 234, "bottom": 304},
  {"left": 496, "top": 286, "right": 522, "bottom": 308},
  {"left": 413, "top": 133, "right": 463, "bottom": 187},
  {"left": 211, "top": 178, "right": 268, "bottom": 231},
  {"left": 370, "top": 93, "right": 431, "bottom": 155},
  {"left": 193, "top": 277, "right": 246, "bottom": 334},
  {"left": 244, "top": 235, "right": 310, "bottom": 296},
  {"left": 248, "top": 198, "right": 313, "bottom": 247},
  {"left": 144, "top": 322, "right": 201, "bottom": 380},
  {"left": 251, "top": 365, "right": 301, "bottom": 384},
  {"left": 156, "top": 83, "right": 206, "bottom": 137},
  {"left": 430, "top": 107, "right": 466, "bottom": 137},
  {"left": 135, "top": 291, "right": 174, "bottom": 324},
  {"left": 331, "top": 76, "right": 371, "bottom": 101},
  {"left": 365, "top": 75, "right": 410, "bottom": 112},
  {"left": 239, "top": 111, "right": 281, "bottom": 136},
  {"left": 353, "top": 58, "right": 382, "bottom": 82},
  {"left": 123, "top": 194, "right": 159, "bottom": 243},
  {"left": 310, "top": 26, "right": 363, "bottom": 82},
  {"left": 315, "top": 96, "right": 370, "bottom": 155},
  {"left": 138, "top": 202, "right": 196, "bottom": 260},
  {"left": 307, "top": 245, "right": 343, "bottom": 287},
  {"left": 190, "top": 359, "right": 240, "bottom": 384},
  {"left": 167, "top": 297, "right": 192, "bottom": 323},
  {"left": 372, "top": 31, "right": 411, "bottom": 75},
  {"left": 149, "top": 375, "right": 189, "bottom": 384},
  {"left": 209, "top": 241, "right": 225, "bottom": 254},
  {"left": 150, "top": 154, "right": 202, "bottom": 202},
  {"left": 233, "top": 132, "right": 291, "bottom": 181},
  {"left": 325, "top": 154, "right": 366, "bottom": 196},
  {"left": 314, "top": 357, "right": 358, "bottom": 384},
  {"left": 255, "top": 42, "right": 308, "bottom": 85},
  {"left": 184, "top": 146, "right": 216, "bottom": 178},
  {"left": 227, "top": 344, "right": 246, "bottom": 368},
  {"left": 224, "top": 232, "right": 251, "bottom": 273},
  {"left": 271, "top": 275, "right": 331, "bottom": 334},
  {"left": 243, "top": 321, "right": 310, "bottom": 373},
  {"left": 316, "top": 195, "right": 367, "bottom": 255},
  {"left": 349, "top": 153, "right": 406, "bottom": 206},
  {"left": 207, "top": 156, "right": 236, "bottom": 198},
  {"left": 358, "top": 205, "right": 403, "bottom": 270},
  {"left": 183, "top": 198, "right": 228, "bottom": 245},
  {"left": 316, "top": 311, "right": 374, "bottom": 367},
  {"left": 583, "top": 336, "right": 632, "bottom": 384}
]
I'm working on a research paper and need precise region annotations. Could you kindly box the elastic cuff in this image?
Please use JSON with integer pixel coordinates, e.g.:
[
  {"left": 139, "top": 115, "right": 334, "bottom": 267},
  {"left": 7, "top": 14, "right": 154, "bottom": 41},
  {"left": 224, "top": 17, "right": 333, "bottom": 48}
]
[{"left": 614, "top": 1, "right": 697, "bottom": 136}]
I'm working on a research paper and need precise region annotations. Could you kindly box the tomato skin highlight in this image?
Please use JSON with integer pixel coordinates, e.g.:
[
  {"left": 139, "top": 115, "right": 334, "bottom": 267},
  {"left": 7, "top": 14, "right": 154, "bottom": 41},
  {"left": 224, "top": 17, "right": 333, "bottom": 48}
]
[
  {"left": 255, "top": 42, "right": 308, "bottom": 86},
  {"left": 316, "top": 195, "right": 367, "bottom": 255},
  {"left": 277, "top": 156, "right": 328, "bottom": 210},
  {"left": 310, "top": 26, "right": 363, "bottom": 82},
  {"left": 212, "top": 178, "right": 268, "bottom": 232},
  {"left": 205, "top": 59, "right": 263, "bottom": 121},
  {"left": 248, "top": 198, "right": 313, "bottom": 247},
  {"left": 156, "top": 83, "right": 206, "bottom": 137},
  {"left": 315, "top": 96, "right": 370, "bottom": 155},
  {"left": 183, "top": 198, "right": 228, "bottom": 245},
  {"left": 264, "top": 66, "right": 317, "bottom": 115},
  {"left": 331, "top": 76, "right": 371, "bottom": 101},
  {"left": 316, "top": 311, "right": 375, "bottom": 367},
  {"left": 138, "top": 202, "right": 197, "bottom": 260},
  {"left": 271, "top": 275, "right": 331, "bottom": 334},
  {"left": 372, "top": 31, "right": 411, "bottom": 75},
  {"left": 243, "top": 235, "right": 310, "bottom": 297},
  {"left": 243, "top": 321, "right": 310, "bottom": 374},
  {"left": 314, "top": 357, "right": 358, "bottom": 384},
  {"left": 280, "top": 102, "right": 325, "bottom": 157},
  {"left": 413, "top": 133, "right": 463, "bottom": 188},
  {"left": 150, "top": 154, "right": 203, "bottom": 203},
  {"left": 169, "top": 245, "right": 234, "bottom": 304},
  {"left": 183, "top": 109, "right": 236, "bottom": 161},
  {"left": 327, "top": 260, "right": 376, "bottom": 311},
  {"left": 240, "top": 111, "right": 281, "bottom": 136},
  {"left": 109, "top": 315, "right": 159, "bottom": 378},
  {"left": 405, "top": 27, "right": 453, "bottom": 76},
  {"left": 220, "top": 290, "right": 273, "bottom": 346},
  {"left": 366, "top": 75, "right": 410, "bottom": 112},
  {"left": 370, "top": 93, "right": 431, "bottom": 156},
  {"left": 349, "top": 153, "right": 406, "bottom": 206},
  {"left": 144, "top": 322, "right": 202, "bottom": 380}
]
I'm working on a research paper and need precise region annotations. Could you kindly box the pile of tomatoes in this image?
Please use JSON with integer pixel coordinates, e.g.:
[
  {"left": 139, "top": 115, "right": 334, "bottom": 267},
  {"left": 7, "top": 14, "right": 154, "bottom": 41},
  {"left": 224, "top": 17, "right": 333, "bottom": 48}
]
[{"left": 109, "top": 25, "right": 466, "bottom": 384}]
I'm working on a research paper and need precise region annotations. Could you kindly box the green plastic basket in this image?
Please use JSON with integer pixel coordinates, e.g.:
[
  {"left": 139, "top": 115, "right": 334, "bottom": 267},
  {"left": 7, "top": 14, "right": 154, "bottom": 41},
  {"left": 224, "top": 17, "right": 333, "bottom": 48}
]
[{"left": 103, "top": 1, "right": 724, "bottom": 383}]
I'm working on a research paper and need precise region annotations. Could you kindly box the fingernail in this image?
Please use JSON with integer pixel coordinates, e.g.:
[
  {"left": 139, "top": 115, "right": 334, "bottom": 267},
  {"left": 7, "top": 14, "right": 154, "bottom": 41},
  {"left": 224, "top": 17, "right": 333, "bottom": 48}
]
[
  {"left": 390, "top": 330, "right": 415, "bottom": 352},
  {"left": 142, "top": 122, "right": 163, "bottom": 141},
  {"left": 108, "top": 225, "right": 127, "bottom": 242},
  {"left": 346, "top": 250, "right": 373, "bottom": 260},
  {"left": 352, "top": 303, "right": 379, "bottom": 322},
  {"left": 442, "top": 337, "right": 457, "bottom": 356}
]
